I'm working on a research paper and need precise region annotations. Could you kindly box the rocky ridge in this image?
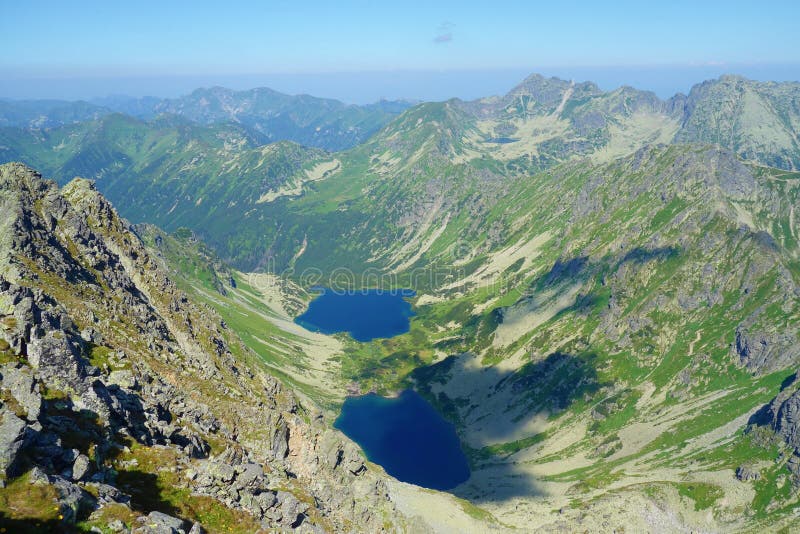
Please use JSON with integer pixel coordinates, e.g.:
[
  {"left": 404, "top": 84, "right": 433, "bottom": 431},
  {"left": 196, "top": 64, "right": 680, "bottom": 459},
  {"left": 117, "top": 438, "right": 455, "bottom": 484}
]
[{"left": 0, "top": 162, "right": 408, "bottom": 532}]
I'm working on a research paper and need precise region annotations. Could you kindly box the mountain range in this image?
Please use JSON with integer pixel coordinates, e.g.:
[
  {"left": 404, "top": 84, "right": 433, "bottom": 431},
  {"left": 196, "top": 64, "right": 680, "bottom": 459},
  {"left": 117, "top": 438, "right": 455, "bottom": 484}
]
[
  {"left": 2, "top": 73, "right": 800, "bottom": 532},
  {"left": 3, "top": 74, "right": 799, "bottom": 272},
  {"left": 1, "top": 87, "right": 411, "bottom": 151}
]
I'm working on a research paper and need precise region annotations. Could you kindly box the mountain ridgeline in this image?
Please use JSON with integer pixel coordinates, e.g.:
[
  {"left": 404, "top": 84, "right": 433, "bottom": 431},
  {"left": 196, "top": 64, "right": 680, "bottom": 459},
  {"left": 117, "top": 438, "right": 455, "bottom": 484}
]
[
  {"left": 2, "top": 73, "right": 800, "bottom": 531},
  {"left": 1, "top": 87, "right": 411, "bottom": 151},
  {"left": 2, "top": 74, "right": 800, "bottom": 273}
]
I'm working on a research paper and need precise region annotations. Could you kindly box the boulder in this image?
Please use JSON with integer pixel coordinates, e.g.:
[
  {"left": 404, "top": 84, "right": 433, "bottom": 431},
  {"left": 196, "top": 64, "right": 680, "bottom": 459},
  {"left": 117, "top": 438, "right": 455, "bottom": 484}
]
[
  {"left": 0, "top": 407, "right": 27, "bottom": 475},
  {"left": 205, "top": 461, "right": 236, "bottom": 484},
  {"left": 28, "top": 466, "right": 50, "bottom": 485},
  {"left": 50, "top": 475, "right": 96, "bottom": 524},
  {"left": 273, "top": 490, "right": 308, "bottom": 526},
  {"left": 271, "top": 421, "right": 289, "bottom": 459},
  {"left": 233, "top": 462, "right": 264, "bottom": 490},
  {"left": 735, "top": 465, "right": 761, "bottom": 481},
  {"left": 86, "top": 482, "right": 130, "bottom": 505},
  {"left": 0, "top": 363, "right": 42, "bottom": 421},
  {"left": 135, "top": 511, "right": 188, "bottom": 534},
  {"left": 107, "top": 370, "right": 138, "bottom": 390},
  {"left": 72, "top": 453, "right": 92, "bottom": 481}
]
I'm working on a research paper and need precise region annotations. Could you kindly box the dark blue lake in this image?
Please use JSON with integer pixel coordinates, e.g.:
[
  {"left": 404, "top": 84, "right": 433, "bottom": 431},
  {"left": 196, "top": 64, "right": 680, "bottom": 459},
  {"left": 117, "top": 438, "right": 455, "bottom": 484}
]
[
  {"left": 334, "top": 390, "right": 470, "bottom": 490},
  {"left": 294, "top": 288, "right": 415, "bottom": 342}
]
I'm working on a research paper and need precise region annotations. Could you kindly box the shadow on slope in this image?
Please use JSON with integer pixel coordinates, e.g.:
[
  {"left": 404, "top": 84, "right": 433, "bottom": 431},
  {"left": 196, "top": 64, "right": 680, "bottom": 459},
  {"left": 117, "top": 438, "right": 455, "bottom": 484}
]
[
  {"left": 412, "top": 247, "right": 681, "bottom": 503},
  {"left": 0, "top": 515, "right": 70, "bottom": 534},
  {"left": 413, "top": 351, "right": 603, "bottom": 502}
]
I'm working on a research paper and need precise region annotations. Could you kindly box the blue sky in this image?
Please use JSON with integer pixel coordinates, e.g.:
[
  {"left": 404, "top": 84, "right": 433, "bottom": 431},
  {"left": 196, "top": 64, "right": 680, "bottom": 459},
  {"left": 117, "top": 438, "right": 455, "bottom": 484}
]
[{"left": 2, "top": 0, "right": 799, "bottom": 102}]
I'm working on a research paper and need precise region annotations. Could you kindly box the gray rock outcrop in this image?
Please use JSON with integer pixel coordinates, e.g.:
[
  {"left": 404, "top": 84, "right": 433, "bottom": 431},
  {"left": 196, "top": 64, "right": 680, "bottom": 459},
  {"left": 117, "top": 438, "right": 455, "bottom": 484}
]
[{"left": 0, "top": 407, "right": 27, "bottom": 476}]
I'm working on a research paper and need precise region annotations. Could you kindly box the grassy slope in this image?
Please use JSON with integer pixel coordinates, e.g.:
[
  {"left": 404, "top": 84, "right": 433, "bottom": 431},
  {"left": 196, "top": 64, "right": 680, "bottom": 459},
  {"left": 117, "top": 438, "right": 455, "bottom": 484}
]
[{"left": 0, "top": 114, "right": 328, "bottom": 268}]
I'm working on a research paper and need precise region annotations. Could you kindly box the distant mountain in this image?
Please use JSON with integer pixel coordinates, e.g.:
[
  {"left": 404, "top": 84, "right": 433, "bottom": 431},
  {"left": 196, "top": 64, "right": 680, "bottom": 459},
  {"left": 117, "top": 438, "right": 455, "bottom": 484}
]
[
  {"left": 675, "top": 75, "right": 800, "bottom": 169},
  {"left": 5, "top": 74, "right": 799, "bottom": 164},
  {"left": 0, "top": 113, "right": 327, "bottom": 268},
  {"left": 89, "top": 94, "right": 163, "bottom": 118},
  {"left": 450, "top": 73, "right": 800, "bottom": 171},
  {"left": 3, "top": 74, "right": 800, "bottom": 272},
  {"left": 0, "top": 98, "right": 109, "bottom": 128},
  {"left": 1, "top": 87, "right": 411, "bottom": 151},
  {"left": 146, "top": 87, "right": 411, "bottom": 151}
]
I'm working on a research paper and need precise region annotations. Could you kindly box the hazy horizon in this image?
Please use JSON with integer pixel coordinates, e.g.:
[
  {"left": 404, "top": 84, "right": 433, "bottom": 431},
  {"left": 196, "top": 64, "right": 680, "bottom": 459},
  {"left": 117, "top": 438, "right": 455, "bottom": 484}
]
[
  {"left": 3, "top": 0, "right": 799, "bottom": 104},
  {"left": 2, "top": 63, "right": 800, "bottom": 105}
]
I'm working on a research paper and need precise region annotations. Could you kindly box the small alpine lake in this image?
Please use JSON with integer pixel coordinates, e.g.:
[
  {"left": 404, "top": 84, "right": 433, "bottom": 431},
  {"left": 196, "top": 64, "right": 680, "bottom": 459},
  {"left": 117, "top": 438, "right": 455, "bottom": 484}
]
[
  {"left": 294, "top": 288, "right": 415, "bottom": 342},
  {"left": 334, "top": 390, "right": 470, "bottom": 490}
]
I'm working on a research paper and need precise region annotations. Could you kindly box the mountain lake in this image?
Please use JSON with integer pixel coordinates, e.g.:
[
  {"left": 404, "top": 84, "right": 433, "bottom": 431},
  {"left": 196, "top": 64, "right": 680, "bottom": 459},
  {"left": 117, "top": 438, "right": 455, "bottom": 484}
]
[
  {"left": 294, "top": 288, "right": 415, "bottom": 342},
  {"left": 334, "top": 390, "right": 470, "bottom": 490}
]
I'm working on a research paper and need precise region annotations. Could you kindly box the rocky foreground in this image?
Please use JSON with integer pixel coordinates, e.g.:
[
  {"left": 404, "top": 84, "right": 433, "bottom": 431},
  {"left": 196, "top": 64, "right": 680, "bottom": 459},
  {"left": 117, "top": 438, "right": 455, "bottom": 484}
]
[{"left": 0, "top": 162, "right": 411, "bottom": 533}]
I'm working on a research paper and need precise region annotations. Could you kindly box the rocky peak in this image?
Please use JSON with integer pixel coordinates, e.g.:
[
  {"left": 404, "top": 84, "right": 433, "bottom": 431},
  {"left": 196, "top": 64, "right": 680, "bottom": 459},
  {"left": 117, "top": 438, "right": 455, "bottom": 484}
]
[{"left": 0, "top": 162, "right": 408, "bottom": 532}]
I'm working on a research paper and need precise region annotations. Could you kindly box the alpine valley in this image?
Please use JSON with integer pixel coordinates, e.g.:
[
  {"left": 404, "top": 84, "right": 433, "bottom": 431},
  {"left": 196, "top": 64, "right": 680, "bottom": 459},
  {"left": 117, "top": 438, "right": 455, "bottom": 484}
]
[{"left": 2, "top": 73, "right": 800, "bottom": 532}]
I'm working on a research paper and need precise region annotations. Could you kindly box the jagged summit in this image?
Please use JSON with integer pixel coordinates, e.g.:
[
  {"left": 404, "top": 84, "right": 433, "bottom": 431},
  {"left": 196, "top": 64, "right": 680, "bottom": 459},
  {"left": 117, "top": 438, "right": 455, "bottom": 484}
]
[
  {"left": 506, "top": 73, "right": 602, "bottom": 103},
  {"left": 675, "top": 75, "right": 800, "bottom": 169}
]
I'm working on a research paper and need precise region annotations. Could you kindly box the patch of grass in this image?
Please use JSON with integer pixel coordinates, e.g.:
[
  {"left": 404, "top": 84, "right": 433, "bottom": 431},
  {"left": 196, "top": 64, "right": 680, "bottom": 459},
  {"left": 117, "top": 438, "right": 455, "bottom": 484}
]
[
  {"left": 77, "top": 503, "right": 137, "bottom": 534},
  {"left": 588, "top": 389, "right": 641, "bottom": 435},
  {"left": 0, "top": 387, "right": 27, "bottom": 419},
  {"left": 85, "top": 344, "right": 123, "bottom": 371},
  {"left": 471, "top": 433, "right": 548, "bottom": 462},
  {"left": 675, "top": 482, "right": 724, "bottom": 511},
  {"left": 0, "top": 349, "right": 18, "bottom": 365},
  {"left": 40, "top": 384, "right": 69, "bottom": 402},
  {"left": 0, "top": 472, "right": 69, "bottom": 533},
  {"left": 456, "top": 498, "right": 496, "bottom": 522},
  {"left": 750, "top": 462, "right": 799, "bottom": 519},
  {"left": 113, "top": 444, "right": 262, "bottom": 533}
]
